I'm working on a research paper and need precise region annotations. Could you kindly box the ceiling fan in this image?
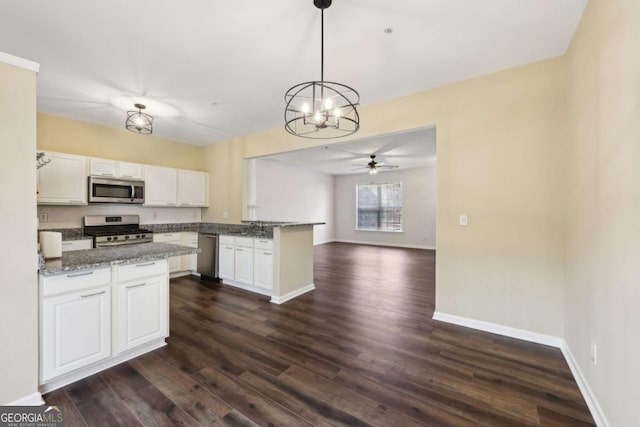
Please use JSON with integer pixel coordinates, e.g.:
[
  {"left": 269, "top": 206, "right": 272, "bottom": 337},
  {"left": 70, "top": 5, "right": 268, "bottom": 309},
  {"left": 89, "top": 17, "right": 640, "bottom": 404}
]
[{"left": 352, "top": 155, "right": 399, "bottom": 175}]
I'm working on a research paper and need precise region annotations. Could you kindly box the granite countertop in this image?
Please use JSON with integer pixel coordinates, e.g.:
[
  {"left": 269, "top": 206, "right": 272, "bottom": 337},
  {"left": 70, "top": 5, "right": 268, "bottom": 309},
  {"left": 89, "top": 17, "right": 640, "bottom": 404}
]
[
  {"left": 39, "top": 221, "right": 325, "bottom": 242},
  {"left": 40, "top": 243, "right": 200, "bottom": 276}
]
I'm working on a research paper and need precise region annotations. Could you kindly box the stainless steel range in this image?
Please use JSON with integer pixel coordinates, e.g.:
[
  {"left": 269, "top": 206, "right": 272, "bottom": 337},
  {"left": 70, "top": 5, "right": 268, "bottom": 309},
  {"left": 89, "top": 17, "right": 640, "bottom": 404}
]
[{"left": 83, "top": 215, "right": 153, "bottom": 248}]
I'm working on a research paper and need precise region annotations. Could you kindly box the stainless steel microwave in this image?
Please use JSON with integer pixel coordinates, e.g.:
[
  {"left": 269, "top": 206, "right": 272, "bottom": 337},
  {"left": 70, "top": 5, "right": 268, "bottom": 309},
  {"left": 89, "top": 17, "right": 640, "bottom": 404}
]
[{"left": 88, "top": 176, "right": 145, "bottom": 204}]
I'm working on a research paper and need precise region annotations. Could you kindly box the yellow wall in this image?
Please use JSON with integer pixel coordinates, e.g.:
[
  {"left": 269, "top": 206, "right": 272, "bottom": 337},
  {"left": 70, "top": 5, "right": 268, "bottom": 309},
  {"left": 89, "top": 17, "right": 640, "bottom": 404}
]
[
  {"left": 0, "top": 58, "right": 39, "bottom": 403},
  {"left": 203, "top": 57, "right": 568, "bottom": 338},
  {"left": 565, "top": 0, "right": 640, "bottom": 425},
  {"left": 37, "top": 113, "right": 206, "bottom": 171}
]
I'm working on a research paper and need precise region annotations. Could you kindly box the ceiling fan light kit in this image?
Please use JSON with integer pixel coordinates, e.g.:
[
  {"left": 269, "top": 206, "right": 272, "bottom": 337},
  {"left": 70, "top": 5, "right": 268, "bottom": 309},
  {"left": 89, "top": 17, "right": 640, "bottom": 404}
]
[
  {"left": 125, "top": 103, "right": 154, "bottom": 135},
  {"left": 284, "top": 0, "right": 360, "bottom": 139}
]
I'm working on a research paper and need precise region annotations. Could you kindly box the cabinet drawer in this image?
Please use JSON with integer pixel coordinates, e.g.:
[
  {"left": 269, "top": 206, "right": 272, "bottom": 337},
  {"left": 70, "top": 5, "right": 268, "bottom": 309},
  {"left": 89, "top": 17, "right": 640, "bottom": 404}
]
[
  {"left": 153, "top": 233, "right": 180, "bottom": 243},
  {"left": 235, "top": 237, "right": 254, "bottom": 248},
  {"left": 118, "top": 259, "right": 168, "bottom": 282},
  {"left": 61, "top": 239, "right": 93, "bottom": 252},
  {"left": 41, "top": 267, "right": 111, "bottom": 297},
  {"left": 219, "top": 235, "right": 235, "bottom": 245},
  {"left": 254, "top": 238, "right": 273, "bottom": 250}
]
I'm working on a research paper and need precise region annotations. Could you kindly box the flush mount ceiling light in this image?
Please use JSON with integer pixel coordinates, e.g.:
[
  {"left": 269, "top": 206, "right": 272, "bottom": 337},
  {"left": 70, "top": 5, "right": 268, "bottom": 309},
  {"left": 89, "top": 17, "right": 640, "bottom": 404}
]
[
  {"left": 125, "top": 103, "right": 153, "bottom": 135},
  {"left": 284, "top": 0, "right": 360, "bottom": 139}
]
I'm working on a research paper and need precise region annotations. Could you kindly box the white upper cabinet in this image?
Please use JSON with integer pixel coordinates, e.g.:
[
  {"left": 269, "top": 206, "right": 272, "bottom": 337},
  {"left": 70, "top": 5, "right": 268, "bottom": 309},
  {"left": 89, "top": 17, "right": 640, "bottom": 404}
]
[
  {"left": 144, "top": 166, "right": 177, "bottom": 206},
  {"left": 38, "top": 151, "right": 88, "bottom": 205},
  {"left": 118, "top": 162, "right": 143, "bottom": 180},
  {"left": 177, "top": 170, "right": 209, "bottom": 207},
  {"left": 90, "top": 158, "right": 143, "bottom": 180},
  {"left": 89, "top": 158, "right": 117, "bottom": 177}
]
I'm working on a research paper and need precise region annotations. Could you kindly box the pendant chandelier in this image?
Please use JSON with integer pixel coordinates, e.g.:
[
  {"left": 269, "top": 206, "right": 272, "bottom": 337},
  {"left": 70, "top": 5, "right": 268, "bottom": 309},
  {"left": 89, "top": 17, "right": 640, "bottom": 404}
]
[
  {"left": 125, "top": 103, "right": 154, "bottom": 135},
  {"left": 284, "top": 0, "right": 360, "bottom": 139}
]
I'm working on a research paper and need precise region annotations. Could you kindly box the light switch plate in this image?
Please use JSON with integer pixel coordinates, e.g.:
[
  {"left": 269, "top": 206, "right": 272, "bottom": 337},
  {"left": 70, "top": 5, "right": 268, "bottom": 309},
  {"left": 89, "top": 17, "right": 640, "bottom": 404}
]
[
  {"left": 459, "top": 214, "right": 468, "bottom": 226},
  {"left": 39, "top": 213, "right": 48, "bottom": 223}
]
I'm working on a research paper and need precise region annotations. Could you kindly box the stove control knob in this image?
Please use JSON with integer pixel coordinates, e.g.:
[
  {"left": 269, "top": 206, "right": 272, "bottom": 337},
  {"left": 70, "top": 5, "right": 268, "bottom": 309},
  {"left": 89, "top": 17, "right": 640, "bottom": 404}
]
[
  {"left": 141, "top": 234, "right": 146, "bottom": 239},
  {"left": 136, "top": 235, "right": 141, "bottom": 239},
  {"left": 124, "top": 235, "right": 130, "bottom": 240},
  {"left": 113, "top": 236, "right": 118, "bottom": 240},
  {"left": 107, "top": 237, "right": 112, "bottom": 241}
]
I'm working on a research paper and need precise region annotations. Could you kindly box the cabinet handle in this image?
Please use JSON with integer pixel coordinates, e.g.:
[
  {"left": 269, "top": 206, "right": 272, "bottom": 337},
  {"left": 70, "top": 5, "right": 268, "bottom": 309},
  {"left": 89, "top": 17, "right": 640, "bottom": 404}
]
[
  {"left": 224, "top": 246, "right": 233, "bottom": 250},
  {"left": 81, "top": 290, "right": 105, "bottom": 298},
  {"left": 263, "top": 252, "right": 272, "bottom": 256},
  {"left": 136, "top": 262, "right": 156, "bottom": 267},
  {"left": 67, "top": 271, "right": 94, "bottom": 278},
  {"left": 62, "top": 242, "right": 73, "bottom": 246},
  {"left": 181, "top": 203, "right": 190, "bottom": 206},
  {"left": 122, "top": 174, "right": 133, "bottom": 178},
  {"left": 101, "top": 172, "right": 114, "bottom": 176},
  {"left": 126, "top": 282, "right": 147, "bottom": 289}
]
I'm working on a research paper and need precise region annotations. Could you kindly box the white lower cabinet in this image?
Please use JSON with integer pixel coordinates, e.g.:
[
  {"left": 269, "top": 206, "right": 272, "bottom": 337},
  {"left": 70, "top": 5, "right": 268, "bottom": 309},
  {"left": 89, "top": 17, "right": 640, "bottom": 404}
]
[
  {"left": 181, "top": 232, "right": 198, "bottom": 271},
  {"left": 253, "top": 249, "right": 274, "bottom": 291},
  {"left": 61, "top": 239, "right": 93, "bottom": 252},
  {"left": 219, "top": 237, "right": 235, "bottom": 280},
  {"left": 153, "top": 233, "right": 182, "bottom": 273},
  {"left": 117, "top": 275, "right": 168, "bottom": 352},
  {"left": 219, "top": 235, "right": 274, "bottom": 293},
  {"left": 41, "top": 284, "right": 111, "bottom": 382},
  {"left": 39, "top": 260, "right": 170, "bottom": 388},
  {"left": 234, "top": 246, "right": 253, "bottom": 285}
]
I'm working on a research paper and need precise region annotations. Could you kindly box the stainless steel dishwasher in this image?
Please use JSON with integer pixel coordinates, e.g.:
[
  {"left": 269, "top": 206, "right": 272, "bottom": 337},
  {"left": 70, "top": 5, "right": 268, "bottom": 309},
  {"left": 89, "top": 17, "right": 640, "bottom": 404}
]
[{"left": 197, "top": 233, "right": 219, "bottom": 280}]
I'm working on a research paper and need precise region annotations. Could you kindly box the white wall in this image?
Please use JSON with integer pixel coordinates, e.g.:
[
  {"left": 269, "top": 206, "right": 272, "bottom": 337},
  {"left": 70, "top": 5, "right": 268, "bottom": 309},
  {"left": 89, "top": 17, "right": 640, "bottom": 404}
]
[
  {"left": 0, "top": 54, "right": 40, "bottom": 404},
  {"left": 251, "top": 159, "right": 334, "bottom": 244},
  {"left": 334, "top": 167, "right": 436, "bottom": 249},
  {"left": 564, "top": 1, "right": 640, "bottom": 425},
  {"left": 37, "top": 205, "right": 202, "bottom": 229}
]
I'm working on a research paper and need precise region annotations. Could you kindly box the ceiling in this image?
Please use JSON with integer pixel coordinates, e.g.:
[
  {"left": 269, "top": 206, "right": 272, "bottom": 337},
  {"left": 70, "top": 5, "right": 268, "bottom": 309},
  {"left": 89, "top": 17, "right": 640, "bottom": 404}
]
[
  {"left": 259, "top": 127, "right": 436, "bottom": 175},
  {"left": 0, "top": 0, "right": 587, "bottom": 146}
]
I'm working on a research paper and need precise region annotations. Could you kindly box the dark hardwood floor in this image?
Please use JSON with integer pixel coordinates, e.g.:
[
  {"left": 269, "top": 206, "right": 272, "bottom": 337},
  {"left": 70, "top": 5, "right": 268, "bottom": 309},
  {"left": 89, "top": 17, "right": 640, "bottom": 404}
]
[{"left": 45, "top": 242, "right": 595, "bottom": 426}]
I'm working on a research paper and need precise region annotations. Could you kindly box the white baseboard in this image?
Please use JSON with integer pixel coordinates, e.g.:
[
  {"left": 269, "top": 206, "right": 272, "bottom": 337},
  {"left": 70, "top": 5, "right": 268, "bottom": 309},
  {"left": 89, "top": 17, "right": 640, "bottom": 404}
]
[
  {"left": 38, "top": 339, "right": 166, "bottom": 394},
  {"left": 314, "top": 239, "right": 335, "bottom": 246},
  {"left": 432, "top": 311, "right": 563, "bottom": 348},
  {"left": 5, "top": 392, "right": 45, "bottom": 406},
  {"left": 561, "top": 342, "right": 610, "bottom": 427},
  {"left": 271, "top": 284, "right": 316, "bottom": 305},
  {"left": 219, "top": 278, "right": 272, "bottom": 297},
  {"left": 432, "top": 311, "right": 609, "bottom": 426},
  {"left": 333, "top": 239, "right": 435, "bottom": 250}
]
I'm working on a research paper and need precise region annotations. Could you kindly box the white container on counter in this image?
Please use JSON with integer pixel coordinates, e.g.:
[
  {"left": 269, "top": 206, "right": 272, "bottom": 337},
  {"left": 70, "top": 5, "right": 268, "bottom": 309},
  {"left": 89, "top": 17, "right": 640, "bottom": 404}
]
[{"left": 40, "top": 231, "right": 62, "bottom": 259}]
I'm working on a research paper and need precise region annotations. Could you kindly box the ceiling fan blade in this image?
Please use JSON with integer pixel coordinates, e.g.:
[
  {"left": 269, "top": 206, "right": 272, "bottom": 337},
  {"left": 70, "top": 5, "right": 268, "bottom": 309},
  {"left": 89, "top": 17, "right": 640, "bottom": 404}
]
[{"left": 376, "top": 164, "right": 400, "bottom": 169}]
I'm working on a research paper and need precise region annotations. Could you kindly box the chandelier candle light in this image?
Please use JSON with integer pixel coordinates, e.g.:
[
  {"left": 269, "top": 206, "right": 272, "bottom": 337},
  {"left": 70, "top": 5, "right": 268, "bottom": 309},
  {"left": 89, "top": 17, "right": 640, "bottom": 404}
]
[
  {"left": 126, "top": 103, "right": 154, "bottom": 134},
  {"left": 284, "top": 0, "right": 360, "bottom": 139}
]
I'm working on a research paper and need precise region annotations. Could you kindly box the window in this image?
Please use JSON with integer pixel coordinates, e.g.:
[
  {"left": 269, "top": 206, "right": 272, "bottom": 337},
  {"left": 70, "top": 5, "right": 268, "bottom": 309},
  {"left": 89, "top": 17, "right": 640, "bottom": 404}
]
[{"left": 356, "top": 182, "right": 402, "bottom": 232}]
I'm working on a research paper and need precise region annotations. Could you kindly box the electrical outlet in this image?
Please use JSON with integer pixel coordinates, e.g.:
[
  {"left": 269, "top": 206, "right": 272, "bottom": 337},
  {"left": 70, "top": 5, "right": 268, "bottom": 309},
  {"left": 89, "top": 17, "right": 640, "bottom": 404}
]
[
  {"left": 459, "top": 214, "right": 468, "bottom": 226},
  {"left": 591, "top": 342, "right": 597, "bottom": 365},
  {"left": 39, "top": 213, "right": 48, "bottom": 223},
  {"left": 152, "top": 211, "right": 158, "bottom": 219},
  {"left": 223, "top": 211, "right": 229, "bottom": 219}
]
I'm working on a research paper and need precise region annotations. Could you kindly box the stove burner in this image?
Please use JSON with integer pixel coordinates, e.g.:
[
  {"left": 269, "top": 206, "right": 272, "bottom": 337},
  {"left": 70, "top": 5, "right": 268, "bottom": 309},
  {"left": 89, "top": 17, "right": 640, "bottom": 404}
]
[{"left": 83, "top": 215, "right": 154, "bottom": 248}]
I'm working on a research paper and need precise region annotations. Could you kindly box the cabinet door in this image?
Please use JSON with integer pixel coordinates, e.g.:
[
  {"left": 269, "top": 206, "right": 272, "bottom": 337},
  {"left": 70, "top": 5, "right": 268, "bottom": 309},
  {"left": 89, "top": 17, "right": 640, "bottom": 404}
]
[
  {"left": 153, "top": 234, "right": 182, "bottom": 273},
  {"left": 41, "top": 286, "right": 111, "bottom": 381},
  {"left": 254, "top": 249, "right": 273, "bottom": 291},
  {"left": 177, "top": 170, "right": 209, "bottom": 207},
  {"left": 144, "top": 166, "right": 177, "bottom": 206},
  {"left": 61, "top": 239, "right": 93, "bottom": 252},
  {"left": 89, "top": 158, "right": 117, "bottom": 177},
  {"left": 181, "top": 232, "right": 198, "bottom": 271},
  {"left": 234, "top": 246, "right": 253, "bottom": 285},
  {"left": 117, "top": 276, "right": 168, "bottom": 352},
  {"left": 38, "top": 151, "right": 88, "bottom": 205},
  {"left": 219, "top": 244, "right": 235, "bottom": 280},
  {"left": 118, "top": 162, "right": 143, "bottom": 179}
]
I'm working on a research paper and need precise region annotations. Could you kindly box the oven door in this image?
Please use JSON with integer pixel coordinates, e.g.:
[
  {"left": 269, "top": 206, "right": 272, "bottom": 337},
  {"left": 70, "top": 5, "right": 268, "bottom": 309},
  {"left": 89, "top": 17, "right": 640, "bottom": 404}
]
[{"left": 89, "top": 177, "right": 145, "bottom": 204}]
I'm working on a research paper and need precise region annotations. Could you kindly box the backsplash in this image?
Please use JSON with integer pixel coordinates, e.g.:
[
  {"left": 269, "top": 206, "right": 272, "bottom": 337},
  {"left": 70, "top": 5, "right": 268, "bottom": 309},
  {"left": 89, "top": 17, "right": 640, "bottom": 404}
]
[{"left": 37, "top": 205, "right": 202, "bottom": 229}]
